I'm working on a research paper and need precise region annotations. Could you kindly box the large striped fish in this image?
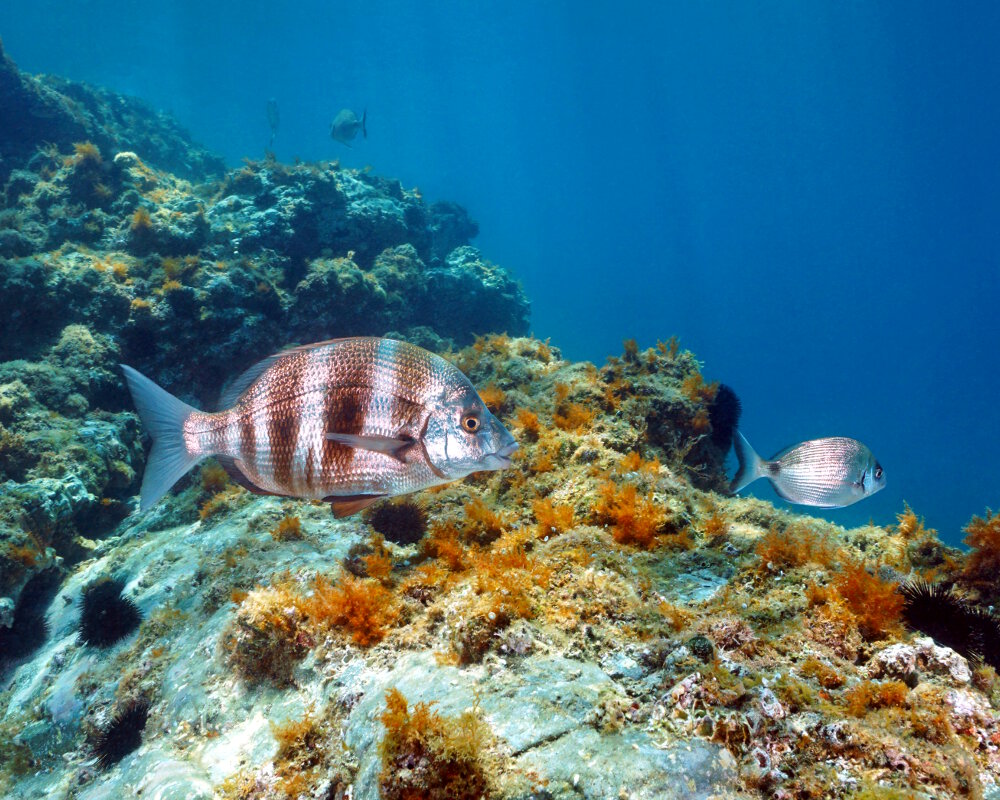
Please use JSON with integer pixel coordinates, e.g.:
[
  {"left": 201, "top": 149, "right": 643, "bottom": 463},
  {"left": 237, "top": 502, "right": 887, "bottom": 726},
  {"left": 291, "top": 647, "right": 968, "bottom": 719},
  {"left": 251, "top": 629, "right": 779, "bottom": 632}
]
[
  {"left": 121, "top": 338, "right": 518, "bottom": 518},
  {"left": 730, "top": 431, "right": 885, "bottom": 508}
]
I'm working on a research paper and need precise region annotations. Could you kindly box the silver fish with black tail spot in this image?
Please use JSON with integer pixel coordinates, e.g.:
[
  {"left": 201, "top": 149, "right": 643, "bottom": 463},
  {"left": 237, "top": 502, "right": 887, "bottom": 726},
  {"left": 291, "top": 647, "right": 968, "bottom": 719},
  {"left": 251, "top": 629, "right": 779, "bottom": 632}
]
[
  {"left": 120, "top": 337, "right": 518, "bottom": 518},
  {"left": 330, "top": 108, "right": 366, "bottom": 146},
  {"left": 730, "top": 431, "right": 885, "bottom": 508}
]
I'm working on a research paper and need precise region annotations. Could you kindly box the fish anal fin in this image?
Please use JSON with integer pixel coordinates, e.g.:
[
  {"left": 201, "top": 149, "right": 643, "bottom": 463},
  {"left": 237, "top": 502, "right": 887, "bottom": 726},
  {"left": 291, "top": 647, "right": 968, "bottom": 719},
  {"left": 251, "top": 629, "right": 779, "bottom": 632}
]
[
  {"left": 325, "top": 432, "right": 415, "bottom": 462},
  {"left": 216, "top": 455, "right": 283, "bottom": 496},
  {"left": 326, "top": 494, "right": 384, "bottom": 518}
]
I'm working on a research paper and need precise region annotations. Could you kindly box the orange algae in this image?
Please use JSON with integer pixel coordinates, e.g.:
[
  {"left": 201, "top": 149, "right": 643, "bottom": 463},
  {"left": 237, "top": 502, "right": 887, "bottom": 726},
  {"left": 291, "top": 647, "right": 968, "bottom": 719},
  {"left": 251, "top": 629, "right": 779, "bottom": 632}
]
[
  {"left": 8, "top": 544, "right": 38, "bottom": 568},
  {"left": 421, "top": 522, "right": 471, "bottom": 572},
  {"left": 268, "top": 712, "right": 329, "bottom": 798},
  {"left": 756, "top": 525, "right": 835, "bottom": 571},
  {"left": 199, "top": 485, "right": 245, "bottom": 520},
  {"left": 478, "top": 383, "right": 506, "bottom": 412},
  {"left": 463, "top": 497, "right": 510, "bottom": 544},
  {"left": 224, "top": 585, "right": 312, "bottom": 686},
  {"left": 553, "top": 401, "right": 596, "bottom": 432},
  {"left": 72, "top": 141, "right": 102, "bottom": 162},
  {"left": 616, "top": 451, "right": 660, "bottom": 475},
  {"left": 844, "top": 679, "right": 909, "bottom": 717},
  {"left": 378, "top": 688, "right": 492, "bottom": 800},
  {"left": 200, "top": 462, "right": 229, "bottom": 493},
  {"left": 130, "top": 207, "right": 152, "bottom": 230},
  {"left": 531, "top": 497, "right": 575, "bottom": 539},
  {"left": 593, "top": 481, "right": 665, "bottom": 549},
  {"left": 834, "top": 560, "right": 904, "bottom": 640},
  {"left": 690, "top": 407, "right": 712, "bottom": 434},
  {"left": 270, "top": 515, "right": 304, "bottom": 542},
  {"left": 701, "top": 510, "right": 729, "bottom": 542},
  {"left": 894, "top": 502, "right": 935, "bottom": 540},
  {"left": 680, "top": 371, "right": 718, "bottom": 404},
  {"left": 513, "top": 407, "right": 540, "bottom": 441},
  {"left": 300, "top": 574, "right": 400, "bottom": 647},
  {"left": 528, "top": 437, "right": 558, "bottom": 473},
  {"left": 961, "top": 509, "right": 1000, "bottom": 589},
  {"left": 469, "top": 531, "right": 551, "bottom": 623},
  {"left": 657, "top": 336, "right": 681, "bottom": 359},
  {"left": 800, "top": 656, "right": 845, "bottom": 689},
  {"left": 161, "top": 256, "right": 182, "bottom": 279},
  {"left": 362, "top": 533, "right": 395, "bottom": 583}
]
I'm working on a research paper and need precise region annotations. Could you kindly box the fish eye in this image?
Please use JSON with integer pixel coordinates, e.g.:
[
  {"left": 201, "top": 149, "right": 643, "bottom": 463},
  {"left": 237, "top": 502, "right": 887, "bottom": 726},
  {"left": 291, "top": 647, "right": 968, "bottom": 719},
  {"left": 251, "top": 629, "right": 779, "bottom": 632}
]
[
  {"left": 875, "top": 466, "right": 883, "bottom": 479},
  {"left": 461, "top": 413, "right": 481, "bottom": 433}
]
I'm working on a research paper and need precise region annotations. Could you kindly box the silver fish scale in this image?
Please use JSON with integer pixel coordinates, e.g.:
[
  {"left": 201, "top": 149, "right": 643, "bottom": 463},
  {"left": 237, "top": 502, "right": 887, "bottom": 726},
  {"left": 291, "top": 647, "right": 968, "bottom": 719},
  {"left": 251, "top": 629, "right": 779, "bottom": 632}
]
[{"left": 773, "top": 437, "right": 869, "bottom": 506}]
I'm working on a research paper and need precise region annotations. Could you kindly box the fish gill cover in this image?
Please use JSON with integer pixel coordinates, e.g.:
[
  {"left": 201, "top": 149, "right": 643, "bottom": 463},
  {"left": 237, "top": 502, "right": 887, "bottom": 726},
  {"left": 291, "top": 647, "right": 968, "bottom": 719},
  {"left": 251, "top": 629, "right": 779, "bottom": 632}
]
[{"left": 1, "top": 32, "right": 1000, "bottom": 800}]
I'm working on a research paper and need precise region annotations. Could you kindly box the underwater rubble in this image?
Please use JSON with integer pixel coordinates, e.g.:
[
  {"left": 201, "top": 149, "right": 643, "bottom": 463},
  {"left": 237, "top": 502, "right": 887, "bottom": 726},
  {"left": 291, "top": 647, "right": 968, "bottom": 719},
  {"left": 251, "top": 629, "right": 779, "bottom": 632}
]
[{"left": 4, "top": 55, "right": 1000, "bottom": 800}]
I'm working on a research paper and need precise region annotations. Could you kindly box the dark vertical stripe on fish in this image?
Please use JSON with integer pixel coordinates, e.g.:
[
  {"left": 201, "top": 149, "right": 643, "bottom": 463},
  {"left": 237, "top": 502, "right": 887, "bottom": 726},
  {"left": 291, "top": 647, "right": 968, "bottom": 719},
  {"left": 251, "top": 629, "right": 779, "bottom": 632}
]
[
  {"left": 270, "top": 353, "right": 306, "bottom": 490},
  {"left": 240, "top": 409, "right": 256, "bottom": 472},
  {"left": 304, "top": 445, "right": 315, "bottom": 488}
]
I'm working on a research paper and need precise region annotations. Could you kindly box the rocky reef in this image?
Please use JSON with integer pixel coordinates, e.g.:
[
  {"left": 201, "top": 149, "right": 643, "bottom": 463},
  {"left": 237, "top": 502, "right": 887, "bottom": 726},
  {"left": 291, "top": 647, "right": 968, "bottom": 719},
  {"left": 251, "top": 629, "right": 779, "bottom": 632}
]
[
  {"left": 0, "top": 38, "right": 224, "bottom": 186},
  {"left": 4, "top": 50, "right": 1000, "bottom": 800},
  {"left": 0, "top": 45, "right": 528, "bottom": 634}
]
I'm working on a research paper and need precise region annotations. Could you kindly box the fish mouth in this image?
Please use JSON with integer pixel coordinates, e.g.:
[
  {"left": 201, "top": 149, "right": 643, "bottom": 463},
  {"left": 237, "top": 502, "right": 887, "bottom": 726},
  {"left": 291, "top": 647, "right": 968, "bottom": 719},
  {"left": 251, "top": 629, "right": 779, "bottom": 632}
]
[{"left": 485, "top": 441, "right": 519, "bottom": 468}]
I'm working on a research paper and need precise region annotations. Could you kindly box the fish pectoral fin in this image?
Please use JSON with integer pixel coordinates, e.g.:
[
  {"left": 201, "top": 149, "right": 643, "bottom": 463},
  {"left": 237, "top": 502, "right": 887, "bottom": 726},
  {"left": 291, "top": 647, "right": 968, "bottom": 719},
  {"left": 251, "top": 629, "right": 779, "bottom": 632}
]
[
  {"left": 325, "top": 432, "right": 415, "bottom": 462},
  {"left": 326, "top": 494, "right": 385, "bottom": 519},
  {"left": 216, "top": 455, "right": 283, "bottom": 496}
]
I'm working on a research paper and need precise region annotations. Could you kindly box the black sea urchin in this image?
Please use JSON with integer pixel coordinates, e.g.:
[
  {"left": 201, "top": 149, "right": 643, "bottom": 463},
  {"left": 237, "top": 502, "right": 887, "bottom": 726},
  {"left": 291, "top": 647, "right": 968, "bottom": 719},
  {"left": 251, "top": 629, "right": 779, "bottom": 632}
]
[
  {"left": 365, "top": 499, "right": 427, "bottom": 546},
  {"left": 79, "top": 577, "right": 142, "bottom": 648},
  {"left": 0, "top": 569, "right": 60, "bottom": 670},
  {"left": 708, "top": 384, "right": 741, "bottom": 453},
  {"left": 900, "top": 579, "right": 1000, "bottom": 670},
  {"left": 95, "top": 698, "right": 150, "bottom": 768}
]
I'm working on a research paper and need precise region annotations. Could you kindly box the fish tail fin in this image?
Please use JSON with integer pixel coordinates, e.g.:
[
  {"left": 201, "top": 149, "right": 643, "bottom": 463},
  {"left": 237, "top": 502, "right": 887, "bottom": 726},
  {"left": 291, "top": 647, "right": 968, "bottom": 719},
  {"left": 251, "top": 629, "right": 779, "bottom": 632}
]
[
  {"left": 361, "top": 108, "right": 367, "bottom": 138},
  {"left": 730, "top": 430, "right": 765, "bottom": 495},
  {"left": 120, "top": 364, "right": 204, "bottom": 511}
]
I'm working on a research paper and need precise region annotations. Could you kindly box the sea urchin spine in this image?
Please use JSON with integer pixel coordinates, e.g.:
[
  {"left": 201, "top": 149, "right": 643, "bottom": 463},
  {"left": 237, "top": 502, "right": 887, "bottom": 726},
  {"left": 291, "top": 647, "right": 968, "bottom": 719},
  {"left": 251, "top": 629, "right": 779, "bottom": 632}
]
[
  {"left": 95, "top": 698, "right": 150, "bottom": 768},
  {"left": 78, "top": 576, "right": 142, "bottom": 648},
  {"left": 900, "top": 579, "right": 1000, "bottom": 670}
]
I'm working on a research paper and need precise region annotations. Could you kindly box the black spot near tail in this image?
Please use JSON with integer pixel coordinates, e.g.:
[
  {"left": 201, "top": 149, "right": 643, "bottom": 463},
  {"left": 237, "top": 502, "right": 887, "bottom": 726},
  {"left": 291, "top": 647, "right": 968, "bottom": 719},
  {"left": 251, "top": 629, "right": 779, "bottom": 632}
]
[{"left": 708, "top": 384, "right": 741, "bottom": 453}]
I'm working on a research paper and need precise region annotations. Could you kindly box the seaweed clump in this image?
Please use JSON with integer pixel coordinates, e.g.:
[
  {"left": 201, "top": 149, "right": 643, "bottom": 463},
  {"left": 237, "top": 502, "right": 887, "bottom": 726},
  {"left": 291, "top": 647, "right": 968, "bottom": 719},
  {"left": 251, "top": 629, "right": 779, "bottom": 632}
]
[
  {"left": 378, "top": 688, "right": 493, "bottom": 800},
  {"left": 223, "top": 585, "right": 312, "bottom": 686},
  {"left": 300, "top": 573, "right": 401, "bottom": 647},
  {"left": 961, "top": 509, "right": 1000, "bottom": 595}
]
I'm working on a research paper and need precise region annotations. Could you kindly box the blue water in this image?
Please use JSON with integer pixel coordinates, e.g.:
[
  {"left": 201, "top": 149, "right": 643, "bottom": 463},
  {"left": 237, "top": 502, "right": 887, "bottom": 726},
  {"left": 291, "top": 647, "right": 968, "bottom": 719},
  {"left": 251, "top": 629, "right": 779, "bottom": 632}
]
[{"left": 2, "top": 2, "right": 998, "bottom": 544}]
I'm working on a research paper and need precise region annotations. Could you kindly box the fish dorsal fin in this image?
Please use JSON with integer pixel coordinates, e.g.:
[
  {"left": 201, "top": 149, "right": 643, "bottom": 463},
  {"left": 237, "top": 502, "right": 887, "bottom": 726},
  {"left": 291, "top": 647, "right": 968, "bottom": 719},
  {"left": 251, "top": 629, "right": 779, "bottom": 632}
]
[
  {"left": 219, "top": 353, "right": 288, "bottom": 409},
  {"left": 216, "top": 455, "right": 284, "bottom": 496},
  {"left": 325, "top": 432, "right": 416, "bottom": 462},
  {"left": 326, "top": 494, "right": 384, "bottom": 518},
  {"left": 219, "top": 339, "right": 359, "bottom": 409}
]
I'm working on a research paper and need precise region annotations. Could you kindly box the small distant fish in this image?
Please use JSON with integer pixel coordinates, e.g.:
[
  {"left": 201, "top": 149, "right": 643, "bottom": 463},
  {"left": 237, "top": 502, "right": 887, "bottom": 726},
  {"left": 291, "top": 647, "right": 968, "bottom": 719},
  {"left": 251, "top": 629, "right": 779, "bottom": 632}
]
[
  {"left": 331, "top": 108, "right": 367, "bottom": 146},
  {"left": 121, "top": 338, "right": 517, "bottom": 518},
  {"left": 266, "top": 98, "right": 280, "bottom": 148},
  {"left": 730, "top": 432, "right": 884, "bottom": 508}
]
